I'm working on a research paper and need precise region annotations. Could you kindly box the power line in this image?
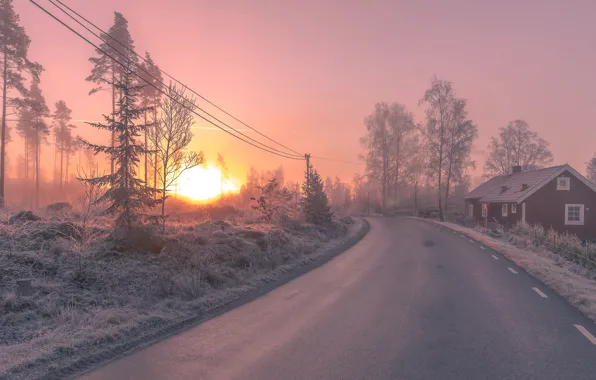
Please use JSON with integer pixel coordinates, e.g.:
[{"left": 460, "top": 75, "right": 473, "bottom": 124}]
[
  {"left": 48, "top": 0, "right": 304, "bottom": 158},
  {"left": 311, "top": 155, "right": 363, "bottom": 165},
  {"left": 30, "top": 0, "right": 303, "bottom": 161}
]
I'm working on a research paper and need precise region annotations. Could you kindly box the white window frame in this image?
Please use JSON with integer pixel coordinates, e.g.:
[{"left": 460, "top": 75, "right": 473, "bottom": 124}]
[
  {"left": 481, "top": 204, "right": 487, "bottom": 218},
  {"left": 565, "top": 204, "right": 584, "bottom": 225},
  {"left": 557, "top": 177, "right": 570, "bottom": 191},
  {"left": 511, "top": 203, "right": 517, "bottom": 214},
  {"left": 468, "top": 204, "right": 474, "bottom": 217},
  {"left": 502, "top": 203, "right": 508, "bottom": 217}
]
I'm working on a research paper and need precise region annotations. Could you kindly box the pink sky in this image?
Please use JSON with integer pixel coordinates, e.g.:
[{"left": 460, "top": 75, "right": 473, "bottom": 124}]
[{"left": 13, "top": 0, "right": 596, "bottom": 186}]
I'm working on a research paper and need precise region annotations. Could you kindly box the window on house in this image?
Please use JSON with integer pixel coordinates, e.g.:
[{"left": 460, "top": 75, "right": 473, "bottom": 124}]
[
  {"left": 502, "top": 203, "right": 508, "bottom": 217},
  {"left": 482, "top": 204, "right": 487, "bottom": 218},
  {"left": 557, "top": 177, "right": 570, "bottom": 190},
  {"left": 511, "top": 203, "right": 517, "bottom": 214},
  {"left": 468, "top": 204, "right": 474, "bottom": 217},
  {"left": 565, "top": 204, "right": 584, "bottom": 225}
]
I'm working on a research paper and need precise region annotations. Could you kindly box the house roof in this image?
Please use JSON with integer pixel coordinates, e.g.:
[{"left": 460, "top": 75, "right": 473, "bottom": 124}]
[{"left": 465, "top": 164, "right": 596, "bottom": 204}]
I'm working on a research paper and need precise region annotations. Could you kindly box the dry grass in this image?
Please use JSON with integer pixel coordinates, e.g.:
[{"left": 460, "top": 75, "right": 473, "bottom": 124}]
[
  {"left": 428, "top": 219, "right": 596, "bottom": 323},
  {"left": 0, "top": 211, "right": 358, "bottom": 379}
]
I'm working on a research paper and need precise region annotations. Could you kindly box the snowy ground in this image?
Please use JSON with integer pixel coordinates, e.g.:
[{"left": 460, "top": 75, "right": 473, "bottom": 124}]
[
  {"left": 0, "top": 214, "right": 365, "bottom": 379},
  {"left": 422, "top": 219, "right": 596, "bottom": 324}
]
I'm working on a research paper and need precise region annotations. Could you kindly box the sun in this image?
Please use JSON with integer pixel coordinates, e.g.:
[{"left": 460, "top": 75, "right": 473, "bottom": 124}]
[{"left": 173, "top": 165, "right": 238, "bottom": 201}]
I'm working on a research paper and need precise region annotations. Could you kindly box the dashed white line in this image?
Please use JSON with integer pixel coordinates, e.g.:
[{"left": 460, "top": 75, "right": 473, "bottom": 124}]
[
  {"left": 460, "top": 234, "right": 466, "bottom": 238},
  {"left": 574, "top": 324, "right": 596, "bottom": 345},
  {"left": 480, "top": 246, "right": 486, "bottom": 250},
  {"left": 508, "top": 268, "right": 518, "bottom": 274},
  {"left": 491, "top": 255, "right": 499, "bottom": 260},
  {"left": 532, "top": 287, "right": 548, "bottom": 298},
  {"left": 469, "top": 239, "right": 475, "bottom": 243}
]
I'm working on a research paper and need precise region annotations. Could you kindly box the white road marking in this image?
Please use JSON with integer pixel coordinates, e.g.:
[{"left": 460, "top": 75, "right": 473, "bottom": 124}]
[
  {"left": 480, "top": 246, "right": 486, "bottom": 250},
  {"left": 532, "top": 287, "right": 548, "bottom": 298},
  {"left": 574, "top": 324, "right": 596, "bottom": 345},
  {"left": 492, "top": 255, "right": 499, "bottom": 260},
  {"left": 460, "top": 234, "right": 465, "bottom": 238},
  {"left": 508, "top": 268, "right": 518, "bottom": 274},
  {"left": 469, "top": 239, "right": 475, "bottom": 243}
]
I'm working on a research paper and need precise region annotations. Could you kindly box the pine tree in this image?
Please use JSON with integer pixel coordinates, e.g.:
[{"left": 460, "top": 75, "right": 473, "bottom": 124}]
[
  {"left": 81, "top": 61, "right": 157, "bottom": 230},
  {"left": 0, "top": 0, "right": 42, "bottom": 206},
  {"left": 16, "top": 81, "right": 49, "bottom": 208},
  {"left": 52, "top": 100, "right": 76, "bottom": 190},
  {"left": 137, "top": 52, "right": 163, "bottom": 188},
  {"left": 86, "top": 12, "right": 137, "bottom": 177},
  {"left": 301, "top": 165, "right": 333, "bottom": 225}
]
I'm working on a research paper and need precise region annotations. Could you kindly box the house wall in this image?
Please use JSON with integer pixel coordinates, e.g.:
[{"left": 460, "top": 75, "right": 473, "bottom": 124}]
[
  {"left": 487, "top": 202, "right": 522, "bottom": 227},
  {"left": 465, "top": 199, "right": 522, "bottom": 228},
  {"left": 524, "top": 170, "right": 596, "bottom": 239}
]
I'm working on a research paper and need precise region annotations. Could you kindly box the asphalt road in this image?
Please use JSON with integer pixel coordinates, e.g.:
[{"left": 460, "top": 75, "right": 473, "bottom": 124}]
[{"left": 80, "top": 218, "right": 596, "bottom": 380}]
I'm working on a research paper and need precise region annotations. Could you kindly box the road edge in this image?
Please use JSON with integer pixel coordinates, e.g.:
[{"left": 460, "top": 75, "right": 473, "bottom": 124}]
[{"left": 37, "top": 218, "right": 370, "bottom": 380}]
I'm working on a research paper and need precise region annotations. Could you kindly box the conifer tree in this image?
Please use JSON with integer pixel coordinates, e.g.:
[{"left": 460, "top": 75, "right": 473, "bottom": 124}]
[
  {"left": 301, "top": 164, "right": 333, "bottom": 225},
  {"left": 0, "top": 0, "right": 42, "bottom": 206},
  {"left": 81, "top": 61, "right": 157, "bottom": 230},
  {"left": 86, "top": 12, "right": 136, "bottom": 176},
  {"left": 52, "top": 100, "right": 76, "bottom": 190}
]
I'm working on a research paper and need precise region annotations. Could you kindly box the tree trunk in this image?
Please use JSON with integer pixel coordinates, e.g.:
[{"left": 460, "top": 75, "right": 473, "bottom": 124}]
[
  {"left": 65, "top": 150, "right": 70, "bottom": 186},
  {"left": 444, "top": 163, "right": 452, "bottom": 222},
  {"left": 0, "top": 51, "right": 8, "bottom": 208},
  {"left": 35, "top": 129, "right": 40, "bottom": 209},
  {"left": 59, "top": 144, "right": 64, "bottom": 190},
  {"left": 111, "top": 69, "right": 116, "bottom": 177},
  {"left": 153, "top": 108, "right": 158, "bottom": 198},
  {"left": 53, "top": 136, "right": 58, "bottom": 187},
  {"left": 144, "top": 111, "right": 148, "bottom": 186}
]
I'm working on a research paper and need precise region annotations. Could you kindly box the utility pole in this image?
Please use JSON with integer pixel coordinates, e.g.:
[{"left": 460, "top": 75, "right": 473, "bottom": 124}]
[{"left": 305, "top": 153, "right": 311, "bottom": 192}]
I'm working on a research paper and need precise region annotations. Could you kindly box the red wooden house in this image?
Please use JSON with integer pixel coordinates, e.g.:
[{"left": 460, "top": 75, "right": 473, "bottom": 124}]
[{"left": 465, "top": 165, "right": 596, "bottom": 240}]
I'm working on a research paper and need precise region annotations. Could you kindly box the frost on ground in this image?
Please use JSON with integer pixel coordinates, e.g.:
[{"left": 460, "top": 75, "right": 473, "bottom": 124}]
[
  {"left": 428, "top": 219, "right": 596, "bottom": 324},
  {"left": 0, "top": 213, "right": 363, "bottom": 379}
]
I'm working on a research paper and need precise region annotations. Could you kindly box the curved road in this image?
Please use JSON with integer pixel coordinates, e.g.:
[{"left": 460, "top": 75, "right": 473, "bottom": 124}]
[{"left": 80, "top": 218, "right": 596, "bottom": 380}]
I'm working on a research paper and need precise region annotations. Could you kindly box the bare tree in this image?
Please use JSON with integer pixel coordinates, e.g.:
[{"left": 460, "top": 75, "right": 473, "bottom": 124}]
[
  {"left": 387, "top": 103, "right": 415, "bottom": 203},
  {"left": 403, "top": 135, "right": 426, "bottom": 213},
  {"left": 587, "top": 155, "right": 596, "bottom": 184},
  {"left": 483, "top": 120, "right": 553, "bottom": 177},
  {"left": 419, "top": 77, "right": 477, "bottom": 221},
  {"left": 361, "top": 103, "right": 392, "bottom": 211},
  {"left": 216, "top": 152, "right": 229, "bottom": 200},
  {"left": 151, "top": 84, "right": 204, "bottom": 228}
]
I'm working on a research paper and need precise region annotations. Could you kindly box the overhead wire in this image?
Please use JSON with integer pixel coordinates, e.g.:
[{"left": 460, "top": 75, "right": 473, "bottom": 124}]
[
  {"left": 30, "top": 0, "right": 304, "bottom": 160},
  {"left": 49, "top": 0, "right": 304, "bottom": 158}
]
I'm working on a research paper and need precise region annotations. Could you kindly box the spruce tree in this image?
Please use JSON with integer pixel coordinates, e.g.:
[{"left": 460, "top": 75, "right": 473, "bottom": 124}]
[
  {"left": 86, "top": 12, "right": 137, "bottom": 177},
  {"left": 301, "top": 164, "right": 333, "bottom": 225},
  {"left": 81, "top": 61, "right": 157, "bottom": 230}
]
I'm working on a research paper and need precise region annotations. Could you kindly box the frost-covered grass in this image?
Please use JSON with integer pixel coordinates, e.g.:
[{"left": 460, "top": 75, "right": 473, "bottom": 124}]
[
  {"left": 0, "top": 210, "right": 360, "bottom": 379},
  {"left": 427, "top": 219, "right": 596, "bottom": 324}
]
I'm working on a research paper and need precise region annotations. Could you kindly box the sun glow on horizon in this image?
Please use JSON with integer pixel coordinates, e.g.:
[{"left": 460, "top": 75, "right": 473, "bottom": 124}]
[{"left": 173, "top": 165, "right": 239, "bottom": 201}]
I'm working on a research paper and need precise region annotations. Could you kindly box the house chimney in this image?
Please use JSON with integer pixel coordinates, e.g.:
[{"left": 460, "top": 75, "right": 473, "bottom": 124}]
[{"left": 512, "top": 165, "right": 522, "bottom": 173}]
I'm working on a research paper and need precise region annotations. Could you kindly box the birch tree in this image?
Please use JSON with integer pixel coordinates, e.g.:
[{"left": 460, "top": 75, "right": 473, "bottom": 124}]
[
  {"left": 151, "top": 84, "right": 203, "bottom": 226},
  {"left": 483, "top": 120, "right": 553, "bottom": 177},
  {"left": 419, "top": 77, "right": 477, "bottom": 221},
  {"left": 587, "top": 156, "right": 596, "bottom": 184}
]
